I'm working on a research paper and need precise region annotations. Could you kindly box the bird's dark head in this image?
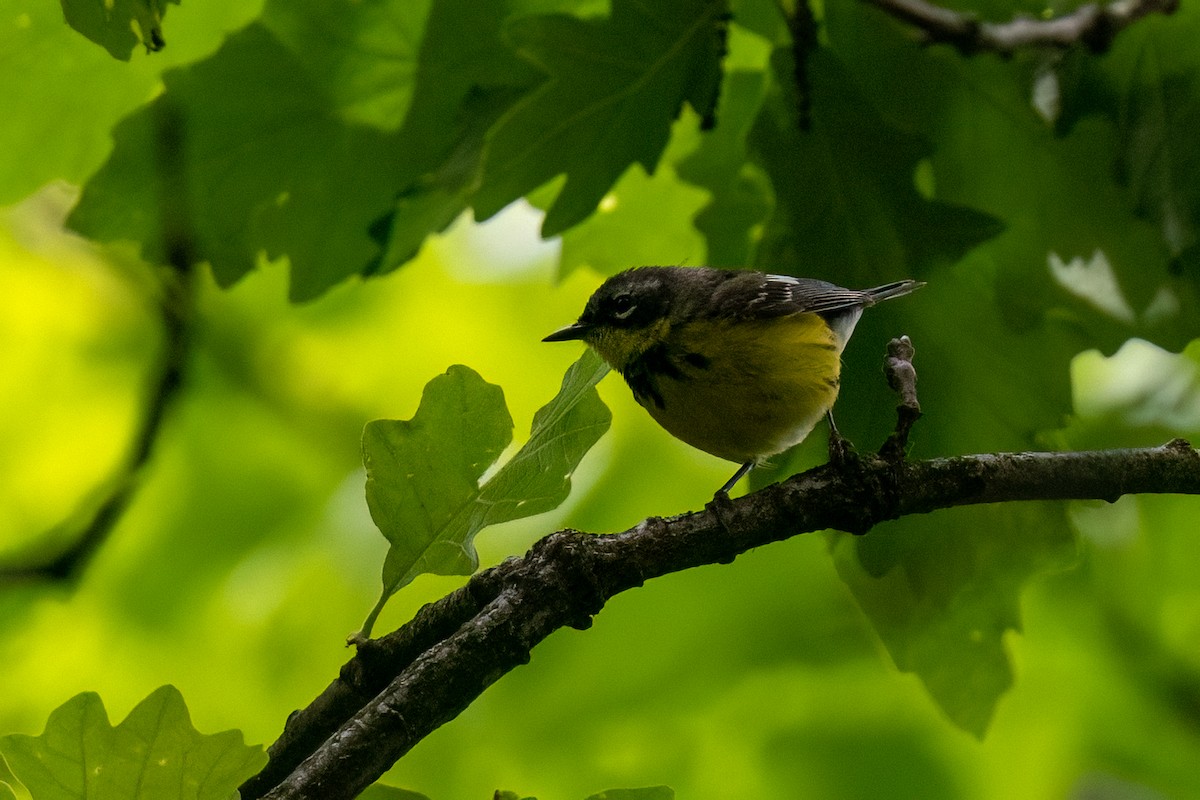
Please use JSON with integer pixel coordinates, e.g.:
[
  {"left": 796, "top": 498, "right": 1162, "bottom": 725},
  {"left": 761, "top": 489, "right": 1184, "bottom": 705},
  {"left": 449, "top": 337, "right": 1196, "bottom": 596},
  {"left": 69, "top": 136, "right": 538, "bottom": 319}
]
[{"left": 543, "top": 267, "right": 679, "bottom": 369}]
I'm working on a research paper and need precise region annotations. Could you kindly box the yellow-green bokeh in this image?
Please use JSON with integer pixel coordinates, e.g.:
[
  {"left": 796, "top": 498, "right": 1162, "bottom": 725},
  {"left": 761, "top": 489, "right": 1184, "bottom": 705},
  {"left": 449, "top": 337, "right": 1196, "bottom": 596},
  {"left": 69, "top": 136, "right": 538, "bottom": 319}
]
[{"left": 0, "top": 187, "right": 1198, "bottom": 800}]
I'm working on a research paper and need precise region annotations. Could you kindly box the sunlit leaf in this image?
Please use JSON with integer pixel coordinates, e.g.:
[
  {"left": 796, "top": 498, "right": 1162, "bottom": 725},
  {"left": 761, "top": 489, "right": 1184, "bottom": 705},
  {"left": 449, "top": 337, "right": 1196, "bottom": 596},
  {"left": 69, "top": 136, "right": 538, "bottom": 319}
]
[
  {"left": 360, "top": 350, "right": 610, "bottom": 638},
  {"left": 0, "top": 686, "right": 265, "bottom": 800},
  {"left": 362, "top": 364, "right": 513, "bottom": 630},
  {"left": 472, "top": 349, "right": 610, "bottom": 523},
  {"left": 258, "top": 0, "right": 433, "bottom": 131},
  {"left": 0, "top": 753, "right": 19, "bottom": 800},
  {"left": 0, "top": 1, "right": 188, "bottom": 206}
]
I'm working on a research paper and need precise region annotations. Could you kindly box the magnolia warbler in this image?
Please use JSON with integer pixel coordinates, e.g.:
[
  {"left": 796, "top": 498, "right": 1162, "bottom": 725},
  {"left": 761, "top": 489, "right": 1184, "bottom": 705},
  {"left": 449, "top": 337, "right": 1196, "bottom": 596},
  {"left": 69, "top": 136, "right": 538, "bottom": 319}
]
[{"left": 544, "top": 266, "right": 923, "bottom": 494}]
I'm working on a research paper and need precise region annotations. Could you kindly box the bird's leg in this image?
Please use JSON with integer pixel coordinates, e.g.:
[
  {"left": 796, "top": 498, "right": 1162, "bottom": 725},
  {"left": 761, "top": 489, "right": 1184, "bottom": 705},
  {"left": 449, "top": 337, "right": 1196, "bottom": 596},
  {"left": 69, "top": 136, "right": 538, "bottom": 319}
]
[
  {"left": 714, "top": 460, "right": 755, "bottom": 499},
  {"left": 826, "top": 409, "right": 855, "bottom": 466},
  {"left": 705, "top": 460, "right": 754, "bottom": 564}
]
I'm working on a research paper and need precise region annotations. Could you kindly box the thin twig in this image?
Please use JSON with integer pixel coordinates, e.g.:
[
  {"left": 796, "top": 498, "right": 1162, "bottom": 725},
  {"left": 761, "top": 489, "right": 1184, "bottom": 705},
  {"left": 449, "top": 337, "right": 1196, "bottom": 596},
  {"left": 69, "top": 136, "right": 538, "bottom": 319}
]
[
  {"left": 880, "top": 335, "right": 921, "bottom": 460},
  {"left": 862, "top": 0, "right": 1179, "bottom": 55}
]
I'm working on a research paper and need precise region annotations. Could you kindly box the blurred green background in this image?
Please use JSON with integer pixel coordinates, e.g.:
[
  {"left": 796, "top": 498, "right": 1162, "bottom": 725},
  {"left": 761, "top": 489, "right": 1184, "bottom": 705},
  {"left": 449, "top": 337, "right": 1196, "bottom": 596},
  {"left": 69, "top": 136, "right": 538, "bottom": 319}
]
[
  {"left": 3, "top": 0, "right": 1200, "bottom": 798},
  {"left": 3, "top": 186, "right": 1198, "bottom": 799}
]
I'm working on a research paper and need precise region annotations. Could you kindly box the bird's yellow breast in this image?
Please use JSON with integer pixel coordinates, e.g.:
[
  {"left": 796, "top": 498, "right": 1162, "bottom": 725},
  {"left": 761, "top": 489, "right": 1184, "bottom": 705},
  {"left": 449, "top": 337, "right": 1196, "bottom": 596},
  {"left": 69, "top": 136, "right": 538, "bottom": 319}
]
[{"left": 626, "top": 313, "right": 843, "bottom": 464}]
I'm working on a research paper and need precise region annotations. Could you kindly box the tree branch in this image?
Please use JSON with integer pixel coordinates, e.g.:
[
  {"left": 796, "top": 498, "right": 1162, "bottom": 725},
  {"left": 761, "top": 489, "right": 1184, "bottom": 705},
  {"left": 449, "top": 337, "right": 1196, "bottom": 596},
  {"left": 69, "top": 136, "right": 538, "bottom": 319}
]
[
  {"left": 242, "top": 436, "right": 1200, "bottom": 799},
  {"left": 0, "top": 103, "right": 193, "bottom": 583},
  {"left": 862, "top": 0, "right": 1179, "bottom": 55}
]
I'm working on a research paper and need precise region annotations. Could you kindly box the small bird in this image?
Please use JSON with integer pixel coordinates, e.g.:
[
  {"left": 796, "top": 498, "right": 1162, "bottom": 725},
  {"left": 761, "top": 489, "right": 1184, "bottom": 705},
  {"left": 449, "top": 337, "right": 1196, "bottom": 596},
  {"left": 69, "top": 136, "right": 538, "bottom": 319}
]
[{"left": 544, "top": 266, "right": 923, "bottom": 494}]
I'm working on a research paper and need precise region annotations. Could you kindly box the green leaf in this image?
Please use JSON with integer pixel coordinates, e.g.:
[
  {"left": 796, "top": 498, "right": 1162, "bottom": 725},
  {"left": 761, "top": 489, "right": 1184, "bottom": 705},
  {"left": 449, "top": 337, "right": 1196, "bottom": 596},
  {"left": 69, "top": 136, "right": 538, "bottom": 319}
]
[
  {"left": 494, "top": 792, "right": 536, "bottom": 800},
  {"left": 370, "top": 84, "right": 536, "bottom": 277},
  {"left": 359, "top": 785, "right": 433, "bottom": 800},
  {"left": 365, "top": 0, "right": 547, "bottom": 274},
  {"left": 675, "top": 67, "right": 772, "bottom": 267},
  {"left": 834, "top": 264, "right": 1078, "bottom": 736},
  {"left": 554, "top": 111, "right": 709, "bottom": 279},
  {"left": 584, "top": 788, "right": 674, "bottom": 800},
  {"left": 754, "top": 3, "right": 1200, "bottom": 736},
  {"left": 826, "top": 0, "right": 1200, "bottom": 352},
  {"left": 66, "top": 21, "right": 409, "bottom": 301},
  {"left": 1110, "top": 70, "right": 1200, "bottom": 269},
  {"left": 0, "top": 753, "right": 20, "bottom": 800},
  {"left": 361, "top": 365, "right": 514, "bottom": 633},
  {"left": 475, "top": 0, "right": 729, "bottom": 236},
  {"left": 832, "top": 504, "right": 1075, "bottom": 737},
  {"left": 257, "top": 0, "right": 434, "bottom": 131},
  {"left": 749, "top": 48, "right": 1002, "bottom": 279},
  {"left": 471, "top": 349, "right": 610, "bottom": 521},
  {"left": 67, "top": 0, "right": 541, "bottom": 298},
  {"left": 0, "top": 686, "right": 265, "bottom": 800},
  {"left": 756, "top": 258, "right": 1083, "bottom": 735},
  {"left": 359, "top": 350, "right": 611, "bottom": 638},
  {"left": 60, "top": 0, "right": 179, "bottom": 60},
  {"left": 938, "top": 79, "right": 1193, "bottom": 355},
  {"left": 1056, "top": 5, "right": 1200, "bottom": 280},
  {"left": 0, "top": 2, "right": 176, "bottom": 206}
]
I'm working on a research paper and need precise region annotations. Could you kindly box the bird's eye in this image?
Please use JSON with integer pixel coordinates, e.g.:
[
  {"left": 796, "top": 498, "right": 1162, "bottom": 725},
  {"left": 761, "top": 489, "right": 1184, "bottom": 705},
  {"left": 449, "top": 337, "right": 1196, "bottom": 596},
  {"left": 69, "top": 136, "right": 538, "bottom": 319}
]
[{"left": 611, "top": 293, "right": 637, "bottom": 320}]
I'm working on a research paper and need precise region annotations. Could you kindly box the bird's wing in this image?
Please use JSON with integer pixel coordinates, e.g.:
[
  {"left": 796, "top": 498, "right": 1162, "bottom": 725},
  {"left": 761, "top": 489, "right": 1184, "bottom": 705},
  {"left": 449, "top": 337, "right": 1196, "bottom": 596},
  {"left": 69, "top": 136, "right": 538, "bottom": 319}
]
[{"left": 740, "top": 274, "right": 871, "bottom": 319}]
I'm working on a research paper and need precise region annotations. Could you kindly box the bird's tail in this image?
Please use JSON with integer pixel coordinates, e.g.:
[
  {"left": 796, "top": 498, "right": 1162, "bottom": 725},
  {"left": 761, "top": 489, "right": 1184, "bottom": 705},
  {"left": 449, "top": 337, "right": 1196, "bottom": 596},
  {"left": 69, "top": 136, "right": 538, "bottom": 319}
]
[{"left": 864, "top": 279, "right": 925, "bottom": 305}]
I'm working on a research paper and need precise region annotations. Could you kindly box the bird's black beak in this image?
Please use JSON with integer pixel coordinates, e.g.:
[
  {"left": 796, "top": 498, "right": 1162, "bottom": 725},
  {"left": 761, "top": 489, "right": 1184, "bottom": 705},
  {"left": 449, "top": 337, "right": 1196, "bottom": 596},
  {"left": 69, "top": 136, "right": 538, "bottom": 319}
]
[{"left": 542, "top": 322, "right": 592, "bottom": 342}]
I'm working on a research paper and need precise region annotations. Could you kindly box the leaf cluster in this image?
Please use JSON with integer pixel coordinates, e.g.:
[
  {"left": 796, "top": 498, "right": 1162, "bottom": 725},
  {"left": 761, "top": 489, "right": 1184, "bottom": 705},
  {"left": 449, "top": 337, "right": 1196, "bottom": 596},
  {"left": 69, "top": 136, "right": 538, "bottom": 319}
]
[{"left": 2, "top": 0, "right": 1200, "bottom": 798}]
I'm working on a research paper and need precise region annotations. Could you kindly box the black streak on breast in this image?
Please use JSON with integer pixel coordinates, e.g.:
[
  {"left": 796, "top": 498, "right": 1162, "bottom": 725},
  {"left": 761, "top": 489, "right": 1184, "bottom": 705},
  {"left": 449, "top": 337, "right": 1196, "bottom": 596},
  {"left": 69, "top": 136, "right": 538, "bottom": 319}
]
[{"left": 622, "top": 343, "right": 691, "bottom": 409}]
